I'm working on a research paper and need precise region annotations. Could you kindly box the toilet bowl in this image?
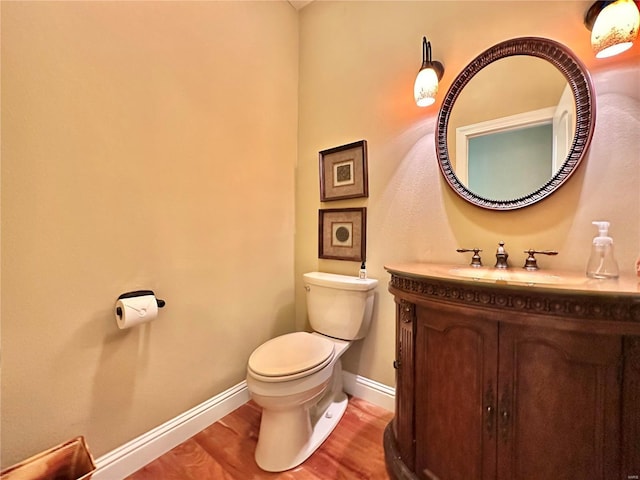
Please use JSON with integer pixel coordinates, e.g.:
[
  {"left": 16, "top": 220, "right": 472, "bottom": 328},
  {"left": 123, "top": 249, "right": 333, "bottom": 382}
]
[
  {"left": 246, "top": 272, "right": 378, "bottom": 472},
  {"left": 247, "top": 331, "right": 350, "bottom": 471}
]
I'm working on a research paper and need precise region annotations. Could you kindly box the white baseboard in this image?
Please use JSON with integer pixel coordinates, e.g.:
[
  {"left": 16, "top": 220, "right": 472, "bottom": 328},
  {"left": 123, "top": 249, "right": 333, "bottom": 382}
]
[
  {"left": 92, "top": 381, "right": 249, "bottom": 480},
  {"left": 342, "top": 371, "right": 395, "bottom": 412},
  {"left": 91, "top": 371, "right": 394, "bottom": 479}
]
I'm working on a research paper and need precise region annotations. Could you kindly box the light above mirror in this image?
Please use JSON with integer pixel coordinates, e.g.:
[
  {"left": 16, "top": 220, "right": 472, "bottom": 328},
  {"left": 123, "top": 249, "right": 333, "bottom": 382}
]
[
  {"left": 414, "top": 37, "right": 444, "bottom": 107},
  {"left": 436, "top": 37, "right": 595, "bottom": 210}
]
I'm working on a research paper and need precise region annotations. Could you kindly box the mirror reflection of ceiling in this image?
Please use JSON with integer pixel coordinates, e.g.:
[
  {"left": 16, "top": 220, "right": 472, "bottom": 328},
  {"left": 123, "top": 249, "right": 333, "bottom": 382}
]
[{"left": 447, "top": 56, "right": 571, "bottom": 169}]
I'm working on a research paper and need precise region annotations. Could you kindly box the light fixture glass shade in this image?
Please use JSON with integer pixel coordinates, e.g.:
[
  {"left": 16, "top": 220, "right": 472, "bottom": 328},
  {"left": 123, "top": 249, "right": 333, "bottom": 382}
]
[
  {"left": 414, "top": 67, "right": 439, "bottom": 107},
  {"left": 591, "top": 0, "right": 640, "bottom": 58}
]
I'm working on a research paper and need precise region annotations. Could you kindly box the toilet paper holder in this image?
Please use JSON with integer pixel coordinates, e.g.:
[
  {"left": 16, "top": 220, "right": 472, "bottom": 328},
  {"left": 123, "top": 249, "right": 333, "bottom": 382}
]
[{"left": 115, "top": 290, "right": 166, "bottom": 319}]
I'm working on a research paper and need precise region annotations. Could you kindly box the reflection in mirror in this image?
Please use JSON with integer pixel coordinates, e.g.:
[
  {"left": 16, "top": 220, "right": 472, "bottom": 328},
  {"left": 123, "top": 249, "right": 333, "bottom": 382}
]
[
  {"left": 436, "top": 37, "right": 595, "bottom": 210},
  {"left": 447, "top": 57, "right": 576, "bottom": 200}
]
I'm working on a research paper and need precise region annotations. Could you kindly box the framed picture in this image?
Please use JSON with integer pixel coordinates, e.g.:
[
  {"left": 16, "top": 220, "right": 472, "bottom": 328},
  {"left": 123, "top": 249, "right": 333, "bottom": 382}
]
[
  {"left": 319, "top": 140, "right": 368, "bottom": 201},
  {"left": 318, "top": 208, "right": 366, "bottom": 262}
]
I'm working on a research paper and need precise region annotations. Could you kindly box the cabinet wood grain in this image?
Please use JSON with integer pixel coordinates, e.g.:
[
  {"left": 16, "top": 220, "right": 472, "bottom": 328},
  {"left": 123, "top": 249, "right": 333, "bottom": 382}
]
[{"left": 384, "top": 266, "right": 640, "bottom": 480}]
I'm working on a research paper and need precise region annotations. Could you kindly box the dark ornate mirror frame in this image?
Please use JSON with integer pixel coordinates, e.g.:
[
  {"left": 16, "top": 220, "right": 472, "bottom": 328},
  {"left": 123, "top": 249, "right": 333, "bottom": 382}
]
[{"left": 436, "top": 37, "right": 595, "bottom": 210}]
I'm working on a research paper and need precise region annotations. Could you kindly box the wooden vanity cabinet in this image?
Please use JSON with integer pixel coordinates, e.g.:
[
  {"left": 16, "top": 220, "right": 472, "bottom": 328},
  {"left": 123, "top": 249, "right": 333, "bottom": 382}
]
[
  {"left": 384, "top": 268, "right": 640, "bottom": 480},
  {"left": 415, "top": 303, "right": 621, "bottom": 480}
]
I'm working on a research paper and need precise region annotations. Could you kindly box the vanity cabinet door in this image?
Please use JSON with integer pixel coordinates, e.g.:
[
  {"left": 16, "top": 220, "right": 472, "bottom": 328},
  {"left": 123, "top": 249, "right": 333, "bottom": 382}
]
[
  {"left": 394, "top": 300, "right": 416, "bottom": 470},
  {"left": 414, "top": 304, "right": 498, "bottom": 480},
  {"left": 496, "top": 323, "right": 622, "bottom": 480}
]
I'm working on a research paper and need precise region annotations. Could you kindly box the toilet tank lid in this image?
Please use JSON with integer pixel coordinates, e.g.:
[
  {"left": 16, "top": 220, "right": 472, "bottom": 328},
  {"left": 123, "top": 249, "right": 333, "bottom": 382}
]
[{"left": 303, "top": 272, "right": 378, "bottom": 291}]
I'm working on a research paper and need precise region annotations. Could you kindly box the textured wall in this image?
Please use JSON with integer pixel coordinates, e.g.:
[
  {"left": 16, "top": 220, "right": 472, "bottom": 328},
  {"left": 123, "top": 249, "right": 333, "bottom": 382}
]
[{"left": 296, "top": 1, "right": 640, "bottom": 388}]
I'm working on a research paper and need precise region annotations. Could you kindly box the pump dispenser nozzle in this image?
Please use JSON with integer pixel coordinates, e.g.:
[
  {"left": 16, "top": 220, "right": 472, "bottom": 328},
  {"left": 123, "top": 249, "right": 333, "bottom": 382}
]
[
  {"left": 586, "top": 220, "right": 619, "bottom": 279},
  {"left": 592, "top": 221, "right": 610, "bottom": 238}
]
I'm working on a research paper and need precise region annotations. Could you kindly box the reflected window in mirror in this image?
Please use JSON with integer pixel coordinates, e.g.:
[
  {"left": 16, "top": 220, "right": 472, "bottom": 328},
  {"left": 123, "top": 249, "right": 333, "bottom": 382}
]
[{"left": 467, "top": 124, "right": 552, "bottom": 200}]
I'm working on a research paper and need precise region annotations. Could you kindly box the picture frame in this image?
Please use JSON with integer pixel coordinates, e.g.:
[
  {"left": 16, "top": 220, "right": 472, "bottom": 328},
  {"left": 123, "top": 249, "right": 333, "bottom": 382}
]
[
  {"left": 318, "top": 207, "right": 366, "bottom": 262},
  {"left": 319, "top": 140, "right": 368, "bottom": 201}
]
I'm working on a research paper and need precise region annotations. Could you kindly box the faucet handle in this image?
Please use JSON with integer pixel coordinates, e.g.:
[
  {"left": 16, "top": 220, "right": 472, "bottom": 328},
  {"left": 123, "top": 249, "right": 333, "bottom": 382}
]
[
  {"left": 457, "top": 248, "right": 483, "bottom": 267},
  {"left": 523, "top": 249, "right": 559, "bottom": 271}
]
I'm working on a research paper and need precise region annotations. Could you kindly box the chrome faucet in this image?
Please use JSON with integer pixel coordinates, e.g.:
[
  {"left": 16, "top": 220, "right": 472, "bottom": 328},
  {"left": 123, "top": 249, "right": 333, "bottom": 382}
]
[{"left": 495, "top": 241, "right": 509, "bottom": 269}]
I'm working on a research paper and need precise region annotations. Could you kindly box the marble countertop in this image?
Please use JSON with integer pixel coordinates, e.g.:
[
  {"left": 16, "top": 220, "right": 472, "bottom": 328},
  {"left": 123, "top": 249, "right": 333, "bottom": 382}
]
[{"left": 385, "top": 262, "right": 640, "bottom": 297}]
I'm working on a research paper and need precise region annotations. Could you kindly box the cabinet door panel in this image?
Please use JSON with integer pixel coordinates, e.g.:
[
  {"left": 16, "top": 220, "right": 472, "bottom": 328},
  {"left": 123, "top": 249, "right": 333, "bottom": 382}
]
[
  {"left": 497, "top": 323, "right": 621, "bottom": 480},
  {"left": 394, "top": 300, "right": 416, "bottom": 470},
  {"left": 415, "top": 305, "right": 498, "bottom": 480}
]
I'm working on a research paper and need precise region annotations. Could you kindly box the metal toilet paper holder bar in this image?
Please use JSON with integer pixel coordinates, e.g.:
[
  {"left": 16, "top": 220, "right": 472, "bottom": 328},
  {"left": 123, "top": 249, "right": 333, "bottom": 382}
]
[{"left": 115, "top": 290, "right": 166, "bottom": 319}]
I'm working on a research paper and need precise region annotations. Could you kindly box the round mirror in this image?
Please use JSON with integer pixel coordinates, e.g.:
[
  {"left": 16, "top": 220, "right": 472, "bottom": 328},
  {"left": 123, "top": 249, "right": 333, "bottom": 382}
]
[{"left": 436, "top": 37, "right": 595, "bottom": 210}]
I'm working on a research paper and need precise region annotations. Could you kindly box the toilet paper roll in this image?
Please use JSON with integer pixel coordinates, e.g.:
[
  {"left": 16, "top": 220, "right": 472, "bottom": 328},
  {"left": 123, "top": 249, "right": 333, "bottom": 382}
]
[{"left": 115, "top": 294, "right": 158, "bottom": 329}]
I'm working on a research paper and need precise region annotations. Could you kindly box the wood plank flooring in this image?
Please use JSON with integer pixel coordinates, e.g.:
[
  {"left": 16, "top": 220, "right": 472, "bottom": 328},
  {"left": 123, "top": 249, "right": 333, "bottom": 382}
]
[{"left": 126, "top": 397, "right": 393, "bottom": 479}]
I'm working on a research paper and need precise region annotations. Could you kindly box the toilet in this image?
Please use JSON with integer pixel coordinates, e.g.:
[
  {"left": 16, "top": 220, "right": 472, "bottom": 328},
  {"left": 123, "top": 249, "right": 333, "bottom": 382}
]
[{"left": 246, "top": 271, "right": 378, "bottom": 472}]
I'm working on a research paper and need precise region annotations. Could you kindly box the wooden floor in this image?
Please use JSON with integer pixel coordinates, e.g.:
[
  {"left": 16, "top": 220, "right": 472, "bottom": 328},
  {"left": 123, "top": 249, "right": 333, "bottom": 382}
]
[{"left": 126, "top": 397, "right": 393, "bottom": 479}]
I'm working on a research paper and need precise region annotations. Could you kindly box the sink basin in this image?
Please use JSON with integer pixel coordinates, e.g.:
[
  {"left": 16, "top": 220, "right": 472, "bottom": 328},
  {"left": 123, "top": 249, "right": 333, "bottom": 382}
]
[{"left": 447, "top": 267, "right": 587, "bottom": 287}]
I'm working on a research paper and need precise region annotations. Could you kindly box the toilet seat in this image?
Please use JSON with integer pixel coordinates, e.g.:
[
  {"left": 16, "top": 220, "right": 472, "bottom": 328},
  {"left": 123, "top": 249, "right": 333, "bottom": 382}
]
[{"left": 248, "top": 332, "right": 335, "bottom": 382}]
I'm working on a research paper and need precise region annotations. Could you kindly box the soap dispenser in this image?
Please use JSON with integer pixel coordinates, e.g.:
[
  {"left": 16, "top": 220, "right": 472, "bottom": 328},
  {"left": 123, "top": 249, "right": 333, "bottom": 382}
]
[
  {"left": 586, "top": 221, "right": 619, "bottom": 279},
  {"left": 359, "top": 262, "right": 367, "bottom": 279}
]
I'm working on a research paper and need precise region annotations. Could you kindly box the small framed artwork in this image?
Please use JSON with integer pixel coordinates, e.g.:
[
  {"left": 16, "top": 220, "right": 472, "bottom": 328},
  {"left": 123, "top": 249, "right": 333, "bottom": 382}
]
[
  {"left": 319, "top": 140, "right": 368, "bottom": 201},
  {"left": 318, "top": 207, "right": 366, "bottom": 262}
]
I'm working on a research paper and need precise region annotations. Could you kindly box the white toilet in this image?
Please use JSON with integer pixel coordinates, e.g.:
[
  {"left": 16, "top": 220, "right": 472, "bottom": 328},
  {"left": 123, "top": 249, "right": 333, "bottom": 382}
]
[{"left": 246, "top": 271, "right": 378, "bottom": 472}]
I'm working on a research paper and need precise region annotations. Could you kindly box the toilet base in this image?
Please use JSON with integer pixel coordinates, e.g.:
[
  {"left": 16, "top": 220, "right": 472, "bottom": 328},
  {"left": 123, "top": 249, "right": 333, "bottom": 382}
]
[{"left": 254, "top": 391, "right": 349, "bottom": 472}]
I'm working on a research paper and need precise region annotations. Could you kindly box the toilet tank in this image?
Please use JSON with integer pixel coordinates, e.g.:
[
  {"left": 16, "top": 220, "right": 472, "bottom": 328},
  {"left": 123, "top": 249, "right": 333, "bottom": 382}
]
[{"left": 303, "top": 272, "right": 378, "bottom": 341}]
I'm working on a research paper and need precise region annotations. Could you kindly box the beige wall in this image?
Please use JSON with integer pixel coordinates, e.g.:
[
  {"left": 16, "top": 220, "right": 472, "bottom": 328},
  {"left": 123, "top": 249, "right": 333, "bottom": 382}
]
[
  {"left": 2, "top": 0, "right": 639, "bottom": 470},
  {"left": 1, "top": 1, "right": 298, "bottom": 467},
  {"left": 296, "top": 1, "right": 640, "bottom": 387}
]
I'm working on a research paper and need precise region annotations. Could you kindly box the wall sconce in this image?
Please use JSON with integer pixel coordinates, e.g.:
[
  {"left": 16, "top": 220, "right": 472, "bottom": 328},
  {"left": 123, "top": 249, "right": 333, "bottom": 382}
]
[
  {"left": 414, "top": 37, "right": 444, "bottom": 107},
  {"left": 584, "top": 0, "right": 640, "bottom": 58}
]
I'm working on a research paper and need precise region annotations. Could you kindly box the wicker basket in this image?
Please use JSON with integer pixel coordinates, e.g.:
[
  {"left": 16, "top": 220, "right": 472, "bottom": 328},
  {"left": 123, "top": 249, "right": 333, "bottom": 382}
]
[{"left": 1, "top": 436, "right": 95, "bottom": 480}]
